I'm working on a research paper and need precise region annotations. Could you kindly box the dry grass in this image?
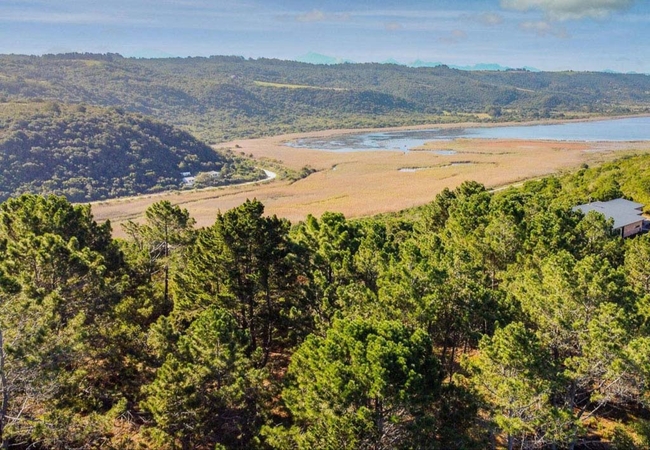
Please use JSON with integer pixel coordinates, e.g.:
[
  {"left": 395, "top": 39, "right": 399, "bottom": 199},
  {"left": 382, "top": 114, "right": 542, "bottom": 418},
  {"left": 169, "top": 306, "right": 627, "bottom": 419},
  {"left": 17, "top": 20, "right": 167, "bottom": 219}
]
[
  {"left": 253, "top": 80, "right": 347, "bottom": 91},
  {"left": 89, "top": 121, "right": 650, "bottom": 237}
]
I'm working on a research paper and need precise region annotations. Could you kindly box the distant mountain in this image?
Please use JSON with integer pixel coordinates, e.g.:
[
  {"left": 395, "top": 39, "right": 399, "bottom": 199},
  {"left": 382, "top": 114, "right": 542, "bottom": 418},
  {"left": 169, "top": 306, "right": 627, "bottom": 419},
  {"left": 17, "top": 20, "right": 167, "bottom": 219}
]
[
  {"left": 408, "top": 60, "right": 540, "bottom": 72},
  {"left": 295, "top": 52, "right": 355, "bottom": 65},
  {"left": 604, "top": 69, "right": 645, "bottom": 75},
  {"left": 296, "top": 53, "right": 548, "bottom": 72},
  {"left": 409, "top": 59, "right": 446, "bottom": 68}
]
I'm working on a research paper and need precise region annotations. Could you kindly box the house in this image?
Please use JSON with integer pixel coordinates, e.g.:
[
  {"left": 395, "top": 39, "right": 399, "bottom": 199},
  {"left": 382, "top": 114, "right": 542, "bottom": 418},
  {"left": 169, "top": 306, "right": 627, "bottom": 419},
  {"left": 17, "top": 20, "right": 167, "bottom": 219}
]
[
  {"left": 180, "top": 171, "right": 195, "bottom": 186},
  {"left": 573, "top": 198, "right": 648, "bottom": 238}
]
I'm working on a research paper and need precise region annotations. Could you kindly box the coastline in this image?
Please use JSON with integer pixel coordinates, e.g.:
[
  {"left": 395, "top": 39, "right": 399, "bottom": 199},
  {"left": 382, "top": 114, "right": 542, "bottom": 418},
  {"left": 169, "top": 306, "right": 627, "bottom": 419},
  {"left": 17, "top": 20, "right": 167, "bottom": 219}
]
[{"left": 222, "top": 113, "right": 650, "bottom": 149}]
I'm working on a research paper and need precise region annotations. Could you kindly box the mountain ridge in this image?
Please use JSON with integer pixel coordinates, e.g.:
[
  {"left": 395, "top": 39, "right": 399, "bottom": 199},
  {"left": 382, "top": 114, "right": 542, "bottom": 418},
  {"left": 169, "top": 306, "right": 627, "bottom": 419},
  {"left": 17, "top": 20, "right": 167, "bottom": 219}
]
[{"left": 1, "top": 53, "right": 649, "bottom": 143}]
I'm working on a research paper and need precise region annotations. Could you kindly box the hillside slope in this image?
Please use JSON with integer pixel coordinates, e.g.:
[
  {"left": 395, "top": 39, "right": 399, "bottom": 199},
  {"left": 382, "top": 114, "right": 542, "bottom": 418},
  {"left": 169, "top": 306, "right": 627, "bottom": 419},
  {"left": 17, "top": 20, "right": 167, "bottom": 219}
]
[
  {"left": 1, "top": 53, "right": 649, "bottom": 142},
  {"left": 0, "top": 102, "right": 259, "bottom": 202}
]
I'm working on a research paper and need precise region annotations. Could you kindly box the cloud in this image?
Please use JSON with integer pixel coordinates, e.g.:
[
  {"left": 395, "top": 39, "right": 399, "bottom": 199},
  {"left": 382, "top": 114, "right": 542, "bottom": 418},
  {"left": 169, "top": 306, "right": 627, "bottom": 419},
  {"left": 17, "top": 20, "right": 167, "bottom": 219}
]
[
  {"left": 519, "top": 20, "right": 570, "bottom": 37},
  {"left": 294, "top": 9, "right": 350, "bottom": 23},
  {"left": 0, "top": 10, "right": 155, "bottom": 26},
  {"left": 439, "top": 29, "right": 468, "bottom": 44},
  {"left": 501, "top": 0, "right": 635, "bottom": 20},
  {"left": 384, "top": 22, "right": 403, "bottom": 31},
  {"left": 476, "top": 12, "right": 505, "bottom": 26}
]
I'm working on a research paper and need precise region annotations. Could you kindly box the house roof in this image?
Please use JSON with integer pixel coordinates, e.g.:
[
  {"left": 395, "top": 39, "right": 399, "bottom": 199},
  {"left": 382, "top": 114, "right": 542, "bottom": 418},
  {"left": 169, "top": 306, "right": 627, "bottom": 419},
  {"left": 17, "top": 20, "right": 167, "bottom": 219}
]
[{"left": 573, "top": 198, "right": 644, "bottom": 229}]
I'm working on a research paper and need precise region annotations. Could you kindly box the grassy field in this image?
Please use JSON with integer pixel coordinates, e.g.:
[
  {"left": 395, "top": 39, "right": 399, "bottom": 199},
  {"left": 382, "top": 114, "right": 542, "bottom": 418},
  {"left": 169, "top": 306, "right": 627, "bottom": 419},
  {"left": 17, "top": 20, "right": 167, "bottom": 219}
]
[
  {"left": 90, "top": 121, "right": 650, "bottom": 237},
  {"left": 253, "top": 80, "right": 347, "bottom": 90}
]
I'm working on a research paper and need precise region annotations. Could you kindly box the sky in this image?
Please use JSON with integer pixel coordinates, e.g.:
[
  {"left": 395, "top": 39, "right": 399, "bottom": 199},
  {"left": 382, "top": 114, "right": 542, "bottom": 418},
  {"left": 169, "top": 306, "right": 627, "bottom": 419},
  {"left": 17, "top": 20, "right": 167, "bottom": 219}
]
[{"left": 1, "top": 0, "right": 649, "bottom": 73}]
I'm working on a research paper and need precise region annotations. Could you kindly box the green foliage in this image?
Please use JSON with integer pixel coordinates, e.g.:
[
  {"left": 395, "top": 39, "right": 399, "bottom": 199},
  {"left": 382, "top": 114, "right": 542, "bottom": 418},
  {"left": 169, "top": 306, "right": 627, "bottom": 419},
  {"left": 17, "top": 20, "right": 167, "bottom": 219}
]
[
  {"left": 143, "top": 307, "right": 266, "bottom": 449},
  {"left": 1, "top": 54, "right": 648, "bottom": 142},
  {"left": 122, "top": 201, "right": 197, "bottom": 318},
  {"left": 0, "top": 194, "right": 132, "bottom": 447},
  {"left": 0, "top": 102, "right": 263, "bottom": 202},
  {"left": 171, "top": 199, "right": 310, "bottom": 362},
  {"left": 558, "top": 155, "right": 650, "bottom": 210},
  {"left": 266, "top": 318, "right": 440, "bottom": 450},
  {"left": 3, "top": 152, "right": 650, "bottom": 447},
  {"left": 466, "top": 322, "right": 563, "bottom": 448}
]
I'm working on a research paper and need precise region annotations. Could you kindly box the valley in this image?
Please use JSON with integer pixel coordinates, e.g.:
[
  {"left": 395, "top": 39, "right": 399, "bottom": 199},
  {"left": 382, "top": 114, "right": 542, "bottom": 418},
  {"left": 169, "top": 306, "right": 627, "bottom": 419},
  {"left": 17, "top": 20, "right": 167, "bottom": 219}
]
[{"left": 91, "top": 119, "right": 650, "bottom": 235}]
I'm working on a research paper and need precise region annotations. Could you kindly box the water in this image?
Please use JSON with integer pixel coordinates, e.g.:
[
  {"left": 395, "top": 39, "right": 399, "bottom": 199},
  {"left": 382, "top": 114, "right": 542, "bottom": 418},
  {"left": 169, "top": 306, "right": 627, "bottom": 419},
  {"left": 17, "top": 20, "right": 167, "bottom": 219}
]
[{"left": 286, "top": 116, "right": 650, "bottom": 152}]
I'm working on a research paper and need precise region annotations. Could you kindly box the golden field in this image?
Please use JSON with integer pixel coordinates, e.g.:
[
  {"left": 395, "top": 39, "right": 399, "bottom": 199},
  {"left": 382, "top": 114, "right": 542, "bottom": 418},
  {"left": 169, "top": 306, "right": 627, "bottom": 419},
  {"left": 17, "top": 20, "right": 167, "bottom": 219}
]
[{"left": 89, "top": 121, "right": 650, "bottom": 237}]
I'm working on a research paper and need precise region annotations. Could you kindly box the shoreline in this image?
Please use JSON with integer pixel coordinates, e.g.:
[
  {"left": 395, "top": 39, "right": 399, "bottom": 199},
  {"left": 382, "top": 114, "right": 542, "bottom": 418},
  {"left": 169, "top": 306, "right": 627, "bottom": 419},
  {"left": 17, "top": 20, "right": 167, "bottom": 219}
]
[
  {"left": 222, "top": 113, "right": 650, "bottom": 149},
  {"left": 92, "top": 116, "right": 650, "bottom": 236}
]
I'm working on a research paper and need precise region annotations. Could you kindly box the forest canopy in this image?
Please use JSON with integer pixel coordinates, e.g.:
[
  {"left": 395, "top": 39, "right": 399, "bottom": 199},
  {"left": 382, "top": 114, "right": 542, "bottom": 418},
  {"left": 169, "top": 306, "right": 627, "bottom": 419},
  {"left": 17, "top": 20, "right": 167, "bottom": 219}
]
[
  {"left": 0, "top": 54, "right": 649, "bottom": 142},
  {"left": 2, "top": 154, "right": 650, "bottom": 448},
  {"left": 0, "top": 102, "right": 265, "bottom": 202}
]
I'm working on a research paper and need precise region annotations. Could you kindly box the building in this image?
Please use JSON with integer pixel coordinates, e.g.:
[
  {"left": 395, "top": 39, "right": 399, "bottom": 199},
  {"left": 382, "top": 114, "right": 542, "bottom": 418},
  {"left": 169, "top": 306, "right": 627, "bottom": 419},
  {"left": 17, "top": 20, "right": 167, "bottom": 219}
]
[{"left": 573, "top": 198, "right": 648, "bottom": 238}]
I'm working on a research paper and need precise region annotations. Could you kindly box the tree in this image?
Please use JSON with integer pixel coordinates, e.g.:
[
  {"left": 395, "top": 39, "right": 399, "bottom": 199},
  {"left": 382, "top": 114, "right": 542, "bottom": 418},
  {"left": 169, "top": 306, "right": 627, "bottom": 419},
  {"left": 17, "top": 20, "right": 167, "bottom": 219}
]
[
  {"left": 466, "top": 322, "right": 565, "bottom": 450},
  {"left": 123, "top": 200, "right": 195, "bottom": 308},
  {"left": 143, "top": 307, "right": 265, "bottom": 449},
  {"left": 291, "top": 212, "right": 360, "bottom": 325},
  {"left": 171, "top": 199, "right": 307, "bottom": 365},
  {"left": 265, "top": 318, "right": 440, "bottom": 450},
  {"left": 625, "top": 234, "right": 650, "bottom": 295},
  {"left": 506, "top": 250, "right": 634, "bottom": 448},
  {"left": 0, "top": 195, "right": 130, "bottom": 447}
]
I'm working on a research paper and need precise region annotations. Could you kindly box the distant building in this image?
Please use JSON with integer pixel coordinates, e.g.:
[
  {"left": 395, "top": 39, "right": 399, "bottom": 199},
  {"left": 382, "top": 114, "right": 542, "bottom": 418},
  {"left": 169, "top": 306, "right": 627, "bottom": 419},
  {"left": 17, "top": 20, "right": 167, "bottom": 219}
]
[
  {"left": 573, "top": 198, "right": 648, "bottom": 238},
  {"left": 182, "top": 176, "right": 195, "bottom": 186},
  {"left": 180, "top": 171, "right": 192, "bottom": 177}
]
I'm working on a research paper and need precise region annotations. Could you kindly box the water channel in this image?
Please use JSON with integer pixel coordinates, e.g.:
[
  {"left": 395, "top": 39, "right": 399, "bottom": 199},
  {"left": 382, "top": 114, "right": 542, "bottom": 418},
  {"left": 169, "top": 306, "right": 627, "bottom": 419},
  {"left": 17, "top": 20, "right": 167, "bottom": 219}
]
[{"left": 285, "top": 116, "right": 650, "bottom": 153}]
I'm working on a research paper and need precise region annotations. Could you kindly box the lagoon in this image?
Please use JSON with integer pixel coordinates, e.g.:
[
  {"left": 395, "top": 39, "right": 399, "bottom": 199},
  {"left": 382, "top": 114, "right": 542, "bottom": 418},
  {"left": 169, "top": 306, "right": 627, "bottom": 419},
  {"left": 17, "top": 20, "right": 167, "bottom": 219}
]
[{"left": 286, "top": 116, "right": 650, "bottom": 152}]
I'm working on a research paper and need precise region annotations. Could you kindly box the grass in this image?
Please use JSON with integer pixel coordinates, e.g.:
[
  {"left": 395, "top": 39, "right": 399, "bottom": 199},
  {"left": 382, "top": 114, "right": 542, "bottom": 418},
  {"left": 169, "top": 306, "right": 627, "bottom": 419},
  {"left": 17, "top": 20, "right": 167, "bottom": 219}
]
[
  {"left": 89, "top": 122, "right": 650, "bottom": 237},
  {"left": 253, "top": 80, "right": 347, "bottom": 91}
]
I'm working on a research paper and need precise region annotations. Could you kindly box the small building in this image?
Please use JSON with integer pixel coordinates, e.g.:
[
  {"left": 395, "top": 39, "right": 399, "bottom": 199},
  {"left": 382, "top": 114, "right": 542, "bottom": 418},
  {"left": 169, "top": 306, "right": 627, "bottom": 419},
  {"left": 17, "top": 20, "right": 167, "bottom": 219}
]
[
  {"left": 182, "top": 176, "right": 195, "bottom": 186},
  {"left": 180, "top": 172, "right": 192, "bottom": 177},
  {"left": 573, "top": 198, "right": 647, "bottom": 238}
]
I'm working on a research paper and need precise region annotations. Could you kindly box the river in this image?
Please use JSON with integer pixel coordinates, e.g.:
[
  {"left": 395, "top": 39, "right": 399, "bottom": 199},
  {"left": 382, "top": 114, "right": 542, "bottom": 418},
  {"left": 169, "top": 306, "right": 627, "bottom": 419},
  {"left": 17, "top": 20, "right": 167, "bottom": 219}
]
[{"left": 285, "top": 116, "right": 650, "bottom": 152}]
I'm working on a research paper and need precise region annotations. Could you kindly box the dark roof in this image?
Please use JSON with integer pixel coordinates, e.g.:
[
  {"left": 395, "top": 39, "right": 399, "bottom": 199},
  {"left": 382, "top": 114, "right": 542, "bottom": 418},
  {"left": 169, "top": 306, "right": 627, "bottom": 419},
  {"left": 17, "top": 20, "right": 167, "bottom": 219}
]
[{"left": 573, "top": 198, "right": 644, "bottom": 229}]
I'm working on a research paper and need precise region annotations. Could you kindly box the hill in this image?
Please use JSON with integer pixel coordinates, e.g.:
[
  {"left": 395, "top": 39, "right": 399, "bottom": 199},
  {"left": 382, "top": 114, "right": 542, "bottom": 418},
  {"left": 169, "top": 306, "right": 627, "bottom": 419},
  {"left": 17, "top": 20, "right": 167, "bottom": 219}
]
[
  {"left": 0, "top": 53, "right": 649, "bottom": 142},
  {"left": 0, "top": 102, "right": 263, "bottom": 202}
]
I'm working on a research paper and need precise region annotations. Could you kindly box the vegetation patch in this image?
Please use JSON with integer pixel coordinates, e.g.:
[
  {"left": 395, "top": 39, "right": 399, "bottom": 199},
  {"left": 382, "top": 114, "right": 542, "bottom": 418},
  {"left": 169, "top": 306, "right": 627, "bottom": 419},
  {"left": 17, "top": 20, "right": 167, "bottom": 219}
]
[
  {"left": 0, "top": 102, "right": 265, "bottom": 202},
  {"left": 5, "top": 156, "right": 650, "bottom": 447},
  {"left": 1, "top": 53, "right": 649, "bottom": 142}
]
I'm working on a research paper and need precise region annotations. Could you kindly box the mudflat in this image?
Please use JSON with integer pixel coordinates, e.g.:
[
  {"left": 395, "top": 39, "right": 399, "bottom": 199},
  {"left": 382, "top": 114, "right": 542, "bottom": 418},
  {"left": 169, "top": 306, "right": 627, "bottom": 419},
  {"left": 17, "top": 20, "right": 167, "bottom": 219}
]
[{"left": 90, "top": 121, "right": 650, "bottom": 237}]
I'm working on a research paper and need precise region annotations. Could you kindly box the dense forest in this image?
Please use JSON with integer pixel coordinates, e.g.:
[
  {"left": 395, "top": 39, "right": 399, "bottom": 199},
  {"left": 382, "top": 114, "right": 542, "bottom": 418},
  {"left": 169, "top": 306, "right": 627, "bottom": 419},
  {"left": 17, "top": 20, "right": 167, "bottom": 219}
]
[
  {"left": 0, "top": 102, "right": 265, "bottom": 202},
  {"left": 2, "top": 154, "right": 650, "bottom": 449},
  {"left": 1, "top": 53, "right": 649, "bottom": 142}
]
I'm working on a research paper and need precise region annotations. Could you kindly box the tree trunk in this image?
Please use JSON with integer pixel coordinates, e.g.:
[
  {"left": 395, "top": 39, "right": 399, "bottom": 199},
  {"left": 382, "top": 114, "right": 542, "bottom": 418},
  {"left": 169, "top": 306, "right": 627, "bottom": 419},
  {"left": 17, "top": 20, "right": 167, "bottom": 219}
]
[
  {"left": 164, "top": 220, "right": 169, "bottom": 305},
  {"left": 0, "top": 328, "right": 8, "bottom": 450}
]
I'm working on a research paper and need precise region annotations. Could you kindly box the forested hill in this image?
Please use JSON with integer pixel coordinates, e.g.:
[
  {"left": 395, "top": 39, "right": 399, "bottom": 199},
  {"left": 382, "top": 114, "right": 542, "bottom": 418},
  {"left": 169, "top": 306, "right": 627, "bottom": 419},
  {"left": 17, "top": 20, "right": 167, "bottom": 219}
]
[
  {"left": 1, "top": 53, "right": 649, "bottom": 142},
  {"left": 0, "top": 102, "right": 242, "bottom": 202}
]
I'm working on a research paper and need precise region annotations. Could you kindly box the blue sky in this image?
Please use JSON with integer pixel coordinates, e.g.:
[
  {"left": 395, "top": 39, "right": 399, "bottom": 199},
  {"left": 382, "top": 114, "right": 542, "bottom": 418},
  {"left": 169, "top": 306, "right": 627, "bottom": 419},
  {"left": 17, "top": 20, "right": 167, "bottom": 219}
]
[{"left": 1, "top": 0, "right": 649, "bottom": 72}]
